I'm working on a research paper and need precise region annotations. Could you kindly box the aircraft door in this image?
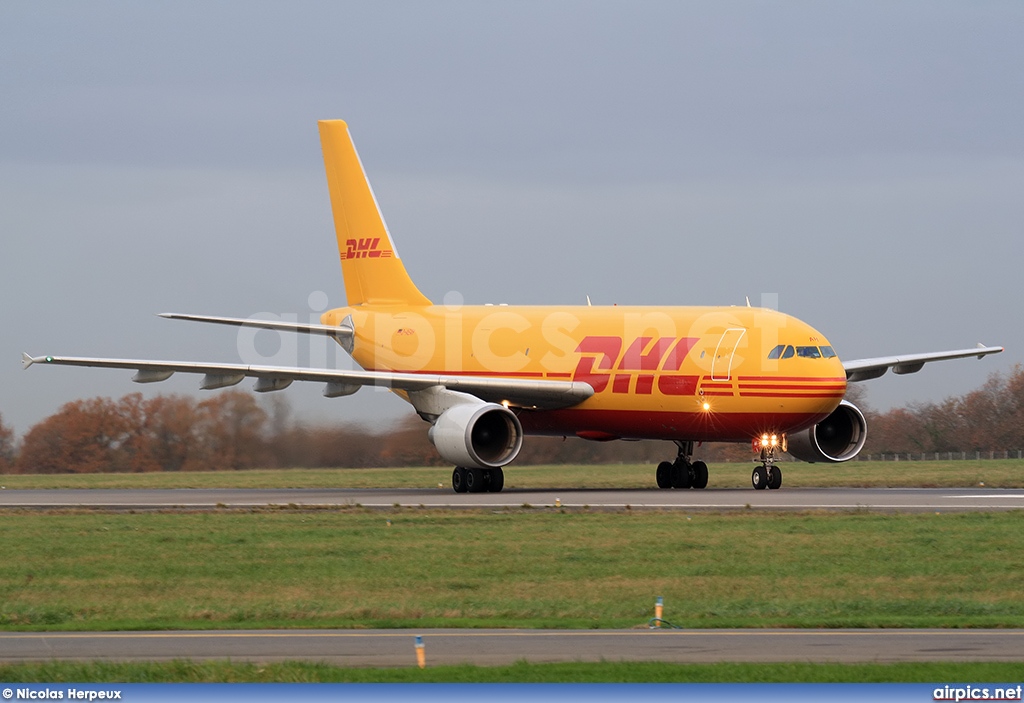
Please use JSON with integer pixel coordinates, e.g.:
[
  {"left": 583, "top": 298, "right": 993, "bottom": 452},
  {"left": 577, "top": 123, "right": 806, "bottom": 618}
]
[{"left": 711, "top": 328, "right": 746, "bottom": 381}]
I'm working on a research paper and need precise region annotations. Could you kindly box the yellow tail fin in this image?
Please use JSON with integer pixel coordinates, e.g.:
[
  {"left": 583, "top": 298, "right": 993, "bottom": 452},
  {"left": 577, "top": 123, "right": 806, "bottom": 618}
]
[{"left": 318, "top": 120, "right": 432, "bottom": 307}]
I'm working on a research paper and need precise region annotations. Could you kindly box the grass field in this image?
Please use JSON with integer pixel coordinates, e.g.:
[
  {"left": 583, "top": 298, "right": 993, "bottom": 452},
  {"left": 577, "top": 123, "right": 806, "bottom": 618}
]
[
  {"left": 2, "top": 465, "right": 1022, "bottom": 683},
  {"left": 2, "top": 509, "right": 1023, "bottom": 631},
  {"left": 1, "top": 660, "right": 1023, "bottom": 683},
  {"left": 1, "top": 458, "right": 1022, "bottom": 490}
]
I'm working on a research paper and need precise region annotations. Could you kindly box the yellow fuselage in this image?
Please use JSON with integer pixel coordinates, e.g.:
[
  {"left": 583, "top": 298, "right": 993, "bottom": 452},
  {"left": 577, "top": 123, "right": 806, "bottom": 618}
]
[{"left": 322, "top": 303, "right": 847, "bottom": 443}]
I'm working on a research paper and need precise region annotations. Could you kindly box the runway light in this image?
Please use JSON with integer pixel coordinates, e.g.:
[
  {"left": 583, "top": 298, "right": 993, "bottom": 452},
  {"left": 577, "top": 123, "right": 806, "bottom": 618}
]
[{"left": 415, "top": 635, "right": 426, "bottom": 669}]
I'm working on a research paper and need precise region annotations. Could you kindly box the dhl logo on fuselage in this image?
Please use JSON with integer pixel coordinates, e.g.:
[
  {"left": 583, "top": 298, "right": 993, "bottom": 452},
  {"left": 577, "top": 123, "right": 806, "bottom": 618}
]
[
  {"left": 341, "top": 237, "right": 394, "bottom": 260},
  {"left": 572, "top": 335, "right": 699, "bottom": 395}
]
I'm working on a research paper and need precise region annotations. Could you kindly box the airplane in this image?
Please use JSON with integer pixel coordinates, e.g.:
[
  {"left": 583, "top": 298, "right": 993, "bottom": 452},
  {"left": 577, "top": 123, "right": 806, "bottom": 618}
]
[{"left": 23, "top": 120, "right": 1004, "bottom": 493}]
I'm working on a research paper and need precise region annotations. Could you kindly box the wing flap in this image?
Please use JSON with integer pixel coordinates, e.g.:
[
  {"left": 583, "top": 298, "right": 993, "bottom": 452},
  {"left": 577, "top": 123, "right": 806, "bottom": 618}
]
[
  {"left": 843, "top": 345, "right": 1004, "bottom": 382},
  {"left": 23, "top": 354, "right": 594, "bottom": 410}
]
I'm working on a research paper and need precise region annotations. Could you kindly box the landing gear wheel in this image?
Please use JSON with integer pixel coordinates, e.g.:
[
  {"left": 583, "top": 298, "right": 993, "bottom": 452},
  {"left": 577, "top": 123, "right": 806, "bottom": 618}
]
[
  {"left": 751, "top": 465, "right": 768, "bottom": 490},
  {"left": 691, "top": 460, "right": 709, "bottom": 489},
  {"left": 465, "top": 468, "right": 485, "bottom": 493},
  {"left": 452, "top": 467, "right": 468, "bottom": 493},
  {"left": 486, "top": 467, "right": 505, "bottom": 493},
  {"left": 656, "top": 461, "right": 673, "bottom": 489},
  {"left": 660, "top": 441, "right": 707, "bottom": 490},
  {"left": 767, "top": 466, "right": 783, "bottom": 490},
  {"left": 672, "top": 461, "right": 693, "bottom": 489}
]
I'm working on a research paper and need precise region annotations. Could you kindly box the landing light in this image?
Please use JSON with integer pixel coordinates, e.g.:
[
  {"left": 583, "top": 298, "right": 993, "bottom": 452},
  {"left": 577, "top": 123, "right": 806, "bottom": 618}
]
[
  {"left": 702, "top": 401, "right": 711, "bottom": 412},
  {"left": 754, "top": 432, "right": 787, "bottom": 453}
]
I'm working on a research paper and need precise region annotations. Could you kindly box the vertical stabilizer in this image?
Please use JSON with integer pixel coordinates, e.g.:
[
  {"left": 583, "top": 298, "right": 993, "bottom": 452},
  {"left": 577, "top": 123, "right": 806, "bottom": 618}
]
[{"left": 318, "top": 120, "right": 432, "bottom": 307}]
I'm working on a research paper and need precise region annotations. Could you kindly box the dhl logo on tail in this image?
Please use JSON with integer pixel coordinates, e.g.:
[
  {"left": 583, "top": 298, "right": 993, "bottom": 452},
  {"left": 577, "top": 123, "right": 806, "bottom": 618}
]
[{"left": 341, "top": 237, "right": 394, "bottom": 261}]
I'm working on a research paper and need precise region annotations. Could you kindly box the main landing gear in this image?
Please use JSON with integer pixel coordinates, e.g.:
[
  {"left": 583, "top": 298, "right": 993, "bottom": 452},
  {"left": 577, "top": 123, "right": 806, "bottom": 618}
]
[
  {"left": 751, "top": 435, "right": 784, "bottom": 490},
  {"left": 655, "top": 440, "right": 708, "bottom": 490},
  {"left": 452, "top": 466, "right": 505, "bottom": 493}
]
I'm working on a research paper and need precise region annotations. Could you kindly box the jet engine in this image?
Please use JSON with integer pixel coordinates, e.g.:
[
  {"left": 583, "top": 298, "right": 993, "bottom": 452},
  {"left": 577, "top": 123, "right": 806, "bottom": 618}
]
[
  {"left": 427, "top": 402, "right": 523, "bottom": 469},
  {"left": 786, "top": 400, "right": 868, "bottom": 463}
]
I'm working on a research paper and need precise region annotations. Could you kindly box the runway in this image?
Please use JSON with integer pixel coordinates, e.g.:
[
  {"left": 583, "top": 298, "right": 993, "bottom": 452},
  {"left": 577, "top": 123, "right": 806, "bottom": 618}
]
[
  {"left": 2, "top": 628, "right": 1022, "bottom": 665},
  {"left": 2, "top": 486, "right": 1024, "bottom": 512}
]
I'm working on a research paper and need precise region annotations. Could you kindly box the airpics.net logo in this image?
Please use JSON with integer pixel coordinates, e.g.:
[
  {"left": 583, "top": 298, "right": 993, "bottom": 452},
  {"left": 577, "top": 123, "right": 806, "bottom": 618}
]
[{"left": 934, "top": 685, "right": 1023, "bottom": 701}]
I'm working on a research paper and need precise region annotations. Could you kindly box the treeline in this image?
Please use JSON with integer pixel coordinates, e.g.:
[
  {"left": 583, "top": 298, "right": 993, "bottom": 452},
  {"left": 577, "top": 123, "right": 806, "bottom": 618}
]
[
  {"left": 859, "top": 365, "right": 1024, "bottom": 456},
  {"left": 0, "top": 391, "right": 678, "bottom": 474},
  {"left": 0, "top": 365, "right": 1020, "bottom": 474},
  {"left": 8, "top": 393, "right": 267, "bottom": 474}
]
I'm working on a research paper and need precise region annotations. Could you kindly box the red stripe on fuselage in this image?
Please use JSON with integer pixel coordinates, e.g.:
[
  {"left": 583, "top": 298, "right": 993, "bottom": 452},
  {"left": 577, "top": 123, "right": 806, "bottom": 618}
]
[
  {"left": 738, "top": 383, "right": 848, "bottom": 391},
  {"left": 518, "top": 408, "right": 830, "bottom": 442},
  {"left": 738, "top": 376, "right": 847, "bottom": 382},
  {"left": 739, "top": 392, "right": 846, "bottom": 398}
]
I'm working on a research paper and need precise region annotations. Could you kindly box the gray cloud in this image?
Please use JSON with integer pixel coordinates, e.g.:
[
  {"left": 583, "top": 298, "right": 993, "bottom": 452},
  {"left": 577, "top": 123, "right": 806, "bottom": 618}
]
[{"left": 2, "top": 1, "right": 1021, "bottom": 435}]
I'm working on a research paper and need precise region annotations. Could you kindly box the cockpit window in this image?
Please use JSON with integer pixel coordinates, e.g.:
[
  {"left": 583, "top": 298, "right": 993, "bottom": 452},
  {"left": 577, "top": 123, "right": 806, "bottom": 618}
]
[{"left": 770, "top": 344, "right": 833, "bottom": 360}]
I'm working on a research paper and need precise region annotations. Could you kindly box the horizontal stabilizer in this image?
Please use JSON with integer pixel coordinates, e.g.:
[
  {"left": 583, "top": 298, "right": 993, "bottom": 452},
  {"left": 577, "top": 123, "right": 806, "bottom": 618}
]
[{"left": 160, "top": 313, "right": 355, "bottom": 346}]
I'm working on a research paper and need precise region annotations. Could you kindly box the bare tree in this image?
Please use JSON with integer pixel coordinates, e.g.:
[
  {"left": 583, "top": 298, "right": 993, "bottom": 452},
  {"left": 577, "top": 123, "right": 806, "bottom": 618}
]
[{"left": 0, "top": 413, "right": 15, "bottom": 472}]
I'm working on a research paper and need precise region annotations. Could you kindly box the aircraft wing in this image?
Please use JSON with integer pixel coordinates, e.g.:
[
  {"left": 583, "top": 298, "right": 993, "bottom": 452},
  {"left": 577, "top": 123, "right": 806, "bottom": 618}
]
[
  {"left": 21, "top": 353, "right": 593, "bottom": 410},
  {"left": 843, "top": 345, "right": 1004, "bottom": 382}
]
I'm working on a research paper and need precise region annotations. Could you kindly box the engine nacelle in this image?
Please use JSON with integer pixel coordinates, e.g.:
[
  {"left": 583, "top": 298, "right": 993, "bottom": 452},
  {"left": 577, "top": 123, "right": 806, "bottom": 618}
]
[
  {"left": 787, "top": 400, "right": 868, "bottom": 463},
  {"left": 427, "top": 402, "right": 523, "bottom": 469}
]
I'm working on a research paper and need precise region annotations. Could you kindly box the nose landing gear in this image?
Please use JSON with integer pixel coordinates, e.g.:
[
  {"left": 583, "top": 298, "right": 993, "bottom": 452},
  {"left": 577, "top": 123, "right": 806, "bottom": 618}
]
[{"left": 752, "top": 434, "right": 785, "bottom": 490}]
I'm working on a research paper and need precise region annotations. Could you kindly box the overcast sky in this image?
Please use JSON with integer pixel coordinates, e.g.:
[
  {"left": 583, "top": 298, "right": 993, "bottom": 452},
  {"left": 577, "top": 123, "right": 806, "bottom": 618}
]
[{"left": 2, "top": 2, "right": 1022, "bottom": 436}]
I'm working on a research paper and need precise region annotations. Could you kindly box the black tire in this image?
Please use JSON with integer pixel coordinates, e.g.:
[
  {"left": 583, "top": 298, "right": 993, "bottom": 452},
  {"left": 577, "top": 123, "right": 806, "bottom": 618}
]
[
  {"left": 672, "top": 461, "right": 692, "bottom": 489},
  {"left": 452, "top": 467, "right": 468, "bottom": 493},
  {"left": 767, "top": 466, "right": 783, "bottom": 490},
  {"left": 691, "top": 460, "right": 709, "bottom": 489},
  {"left": 656, "top": 461, "right": 673, "bottom": 489},
  {"left": 487, "top": 467, "right": 505, "bottom": 493},
  {"left": 465, "top": 467, "right": 485, "bottom": 493},
  {"left": 751, "top": 465, "right": 768, "bottom": 490}
]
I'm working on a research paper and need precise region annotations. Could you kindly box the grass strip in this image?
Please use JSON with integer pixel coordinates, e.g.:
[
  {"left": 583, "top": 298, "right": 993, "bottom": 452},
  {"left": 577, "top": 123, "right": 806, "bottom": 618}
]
[
  {"left": 1, "top": 660, "right": 1023, "bottom": 683},
  {"left": 2, "top": 460, "right": 1022, "bottom": 490},
  {"left": 2, "top": 510, "right": 1023, "bottom": 631}
]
